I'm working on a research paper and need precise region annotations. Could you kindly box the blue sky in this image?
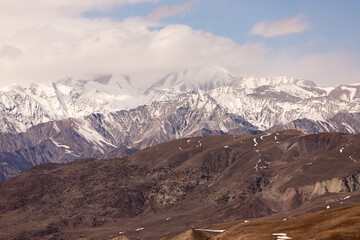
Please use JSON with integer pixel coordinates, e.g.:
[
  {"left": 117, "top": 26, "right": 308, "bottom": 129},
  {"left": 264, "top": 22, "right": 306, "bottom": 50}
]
[
  {"left": 0, "top": 0, "right": 359, "bottom": 87},
  {"left": 86, "top": 0, "right": 360, "bottom": 55}
]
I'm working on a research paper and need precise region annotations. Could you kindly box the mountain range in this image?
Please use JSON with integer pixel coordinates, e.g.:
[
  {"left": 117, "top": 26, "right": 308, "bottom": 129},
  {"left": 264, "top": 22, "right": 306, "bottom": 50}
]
[{"left": 1, "top": 66, "right": 360, "bottom": 180}]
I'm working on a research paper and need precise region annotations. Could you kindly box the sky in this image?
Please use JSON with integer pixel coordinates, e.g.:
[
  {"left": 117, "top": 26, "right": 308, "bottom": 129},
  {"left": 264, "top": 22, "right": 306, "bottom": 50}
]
[{"left": 0, "top": 0, "right": 359, "bottom": 87}]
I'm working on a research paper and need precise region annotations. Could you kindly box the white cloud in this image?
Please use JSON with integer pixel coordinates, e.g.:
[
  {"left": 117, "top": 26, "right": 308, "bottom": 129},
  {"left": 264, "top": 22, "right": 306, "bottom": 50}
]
[
  {"left": 0, "top": 0, "right": 159, "bottom": 17},
  {"left": 249, "top": 15, "right": 309, "bottom": 37},
  {"left": 147, "top": 1, "right": 194, "bottom": 21},
  {"left": 0, "top": 2, "right": 358, "bottom": 88},
  {"left": 289, "top": 51, "right": 360, "bottom": 86},
  {"left": 0, "top": 0, "right": 267, "bottom": 87},
  {"left": 246, "top": 49, "right": 360, "bottom": 87},
  {"left": 0, "top": 45, "right": 23, "bottom": 59}
]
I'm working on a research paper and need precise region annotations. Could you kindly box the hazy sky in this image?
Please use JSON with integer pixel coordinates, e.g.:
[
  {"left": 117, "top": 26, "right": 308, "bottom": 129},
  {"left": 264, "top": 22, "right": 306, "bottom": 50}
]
[{"left": 0, "top": 0, "right": 359, "bottom": 87}]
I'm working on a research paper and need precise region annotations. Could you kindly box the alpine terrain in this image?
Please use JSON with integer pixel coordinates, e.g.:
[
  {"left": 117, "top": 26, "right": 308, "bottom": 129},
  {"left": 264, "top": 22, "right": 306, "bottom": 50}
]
[{"left": 1, "top": 66, "right": 360, "bottom": 180}]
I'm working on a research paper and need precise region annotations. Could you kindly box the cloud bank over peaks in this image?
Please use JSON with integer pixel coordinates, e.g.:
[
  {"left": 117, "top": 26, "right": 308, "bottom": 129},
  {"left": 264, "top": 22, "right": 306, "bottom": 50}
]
[
  {"left": 0, "top": 0, "right": 267, "bottom": 88},
  {"left": 0, "top": 2, "right": 359, "bottom": 88}
]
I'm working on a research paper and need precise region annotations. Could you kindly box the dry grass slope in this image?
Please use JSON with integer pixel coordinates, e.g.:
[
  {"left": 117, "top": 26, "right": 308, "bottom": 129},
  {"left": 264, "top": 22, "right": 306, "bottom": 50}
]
[{"left": 167, "top": 204, "right": 360, "bottom": 240}]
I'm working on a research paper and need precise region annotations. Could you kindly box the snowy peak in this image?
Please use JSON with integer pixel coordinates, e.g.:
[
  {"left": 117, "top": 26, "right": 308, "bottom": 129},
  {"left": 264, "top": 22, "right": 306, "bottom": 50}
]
[
  {"left": 145, "top": 65, "right": 237, "bottom": 94},
  {"left": 1, "top": 65, "right": 360, "bottom": 135},
  {"left": 237, "top": 75, "right": 317, "bottom": 89},
  {"left": 145, "top": 66, "right": 322, "bottom": 100},
  {"left": 328, "top": 85, "right": 360, "bottom": 102},
  {"left": 0, "top": 75, "right": 147, "bottom": 133},
  {"left": 234, "top": 75, "right": 323, "bottom": 98},
  {"left": 52, "top": 74, "right": 137, "bottom": 96}
]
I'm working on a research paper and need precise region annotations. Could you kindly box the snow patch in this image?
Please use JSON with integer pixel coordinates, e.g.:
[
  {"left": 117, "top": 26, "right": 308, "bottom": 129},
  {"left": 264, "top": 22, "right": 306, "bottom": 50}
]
[
  {"left": 219, "top": 122, "right": 229, "bottom": 133},
  {"left": 272, "top": 233, "right": 292, "bottom": 240},
  {"left": 341, "top": 195, "right": 351, "bottom": 201},
  {"left": 77, "top": 122, "right": 116, "bottom": 149},
  {"left": 260, "top": 133, "right": 272, "bottom": 140},
  {"left": 53, "top": 122, "right": 60, "bottom": 133},
  {"left": 50, "top": 138, "right": 70, "bottom": 149},
  {"left": 253, "top": 137, "right": 258, "bottom": 147},
  {"left": 340, "top": 86, "right": 357, "bottom": 101},
  {"left": 349, "top": 156, "right": 357, "bottom": 162},
  {"left": 194, "top": 229, "right": 225, "bottom": 233}
]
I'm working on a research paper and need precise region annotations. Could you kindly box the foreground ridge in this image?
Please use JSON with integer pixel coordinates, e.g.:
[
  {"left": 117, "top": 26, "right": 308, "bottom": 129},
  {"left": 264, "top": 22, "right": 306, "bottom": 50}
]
[
  {"left": 164, "top": 204, "right": 360, "bottom": 240},
  {"left": 0, "top": 130, "right": 360, "bottom": 239}
]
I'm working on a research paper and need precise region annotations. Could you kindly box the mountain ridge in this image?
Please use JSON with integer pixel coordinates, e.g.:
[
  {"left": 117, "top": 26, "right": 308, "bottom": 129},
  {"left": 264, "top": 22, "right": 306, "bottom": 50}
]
[{"left": 1, "top": 66, "right": 360, "bottom": 180}]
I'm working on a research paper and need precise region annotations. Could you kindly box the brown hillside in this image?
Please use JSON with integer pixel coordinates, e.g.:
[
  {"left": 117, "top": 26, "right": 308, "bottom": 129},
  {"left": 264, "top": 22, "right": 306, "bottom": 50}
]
[{"left": 0, "top": 130, "right": 360, "bottom": 239}]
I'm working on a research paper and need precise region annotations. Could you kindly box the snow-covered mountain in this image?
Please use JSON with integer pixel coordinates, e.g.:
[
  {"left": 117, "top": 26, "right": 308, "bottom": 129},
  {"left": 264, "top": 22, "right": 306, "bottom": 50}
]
[
  {"left": 1, "top": 65, "right": 337, "bottom": 133},
  {"left": 0, "top": 74, "right": 147, "bottom": 133},
  {"left": 1, "top": 65, "right": 360, "bottom": 180}
]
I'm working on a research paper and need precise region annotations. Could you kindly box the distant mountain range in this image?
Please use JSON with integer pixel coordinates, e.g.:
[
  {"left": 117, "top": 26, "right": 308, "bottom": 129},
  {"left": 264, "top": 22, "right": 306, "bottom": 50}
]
[
  {"left": 1, "top": 66, "right": 360, "bottom": 180},
  {"left": 1, "top": 130, "right": 359, "bottom": 239}
]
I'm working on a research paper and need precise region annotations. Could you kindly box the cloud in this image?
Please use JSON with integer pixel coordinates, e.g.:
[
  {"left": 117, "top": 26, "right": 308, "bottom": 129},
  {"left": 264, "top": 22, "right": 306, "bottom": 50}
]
[
  {"left": 0, "top": 45, "right": 23, "bottom": 59},
  {"left": 245, "top": 49, "right": 360, "bottom": 87},
  {"left": 0, "top": 0, "right": 159, "bottom": 17},
  {"left": 147, "top": 1, "right": 194, "bottom": 21},
  {"left": 249, "top": 15, "right": 309, "bottom": 37},
  {"left": 0, "top": 2, "right": 358, "bottom": 88},
  {"left": 0, "top": 0, "right": 267, "bottom": 87},
  {"left": 290, "top": 51, "right": 360, "bottom": 86}
]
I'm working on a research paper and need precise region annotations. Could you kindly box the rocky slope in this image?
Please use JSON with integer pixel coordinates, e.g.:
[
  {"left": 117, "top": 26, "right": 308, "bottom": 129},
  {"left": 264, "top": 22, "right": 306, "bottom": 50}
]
[
  {"left": 0, "top": 90, "right": 259, "bottom": 180},
  {"left": 1, "top": 130, "right": 360, "bottom": 239}
]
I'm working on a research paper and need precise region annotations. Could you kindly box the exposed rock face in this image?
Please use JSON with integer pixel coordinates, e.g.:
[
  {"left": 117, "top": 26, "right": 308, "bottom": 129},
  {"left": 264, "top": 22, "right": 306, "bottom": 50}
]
[
  {"left": 0, "top": 119, "right": 113, "bottom": 180},
  {"left": 0, "top": 130, "right": 360, "bottom": 239}
]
